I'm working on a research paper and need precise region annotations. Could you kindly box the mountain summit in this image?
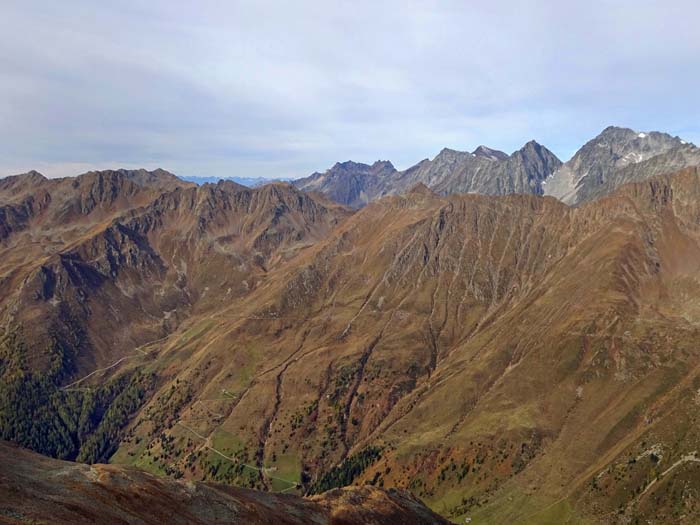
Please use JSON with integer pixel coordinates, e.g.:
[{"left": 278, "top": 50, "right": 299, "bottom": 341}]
[{"left": 472, "top": 145, "right": 509, "bottom": 161}]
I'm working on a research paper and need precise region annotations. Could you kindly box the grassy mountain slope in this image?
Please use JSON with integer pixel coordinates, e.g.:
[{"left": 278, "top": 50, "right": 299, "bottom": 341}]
[{"left": 4, "top": 167, "right": 700, "bottom": 524}]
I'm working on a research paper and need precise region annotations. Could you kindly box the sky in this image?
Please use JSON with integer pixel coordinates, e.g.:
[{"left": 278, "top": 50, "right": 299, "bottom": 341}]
[{"left": 1, "top": 0, "right": 699, "bottom": 179}]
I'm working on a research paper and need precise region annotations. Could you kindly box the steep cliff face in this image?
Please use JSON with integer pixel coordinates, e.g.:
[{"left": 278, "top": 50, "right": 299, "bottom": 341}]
[{"left": 0, "top": 191, "right": 52, "bottom": 240}]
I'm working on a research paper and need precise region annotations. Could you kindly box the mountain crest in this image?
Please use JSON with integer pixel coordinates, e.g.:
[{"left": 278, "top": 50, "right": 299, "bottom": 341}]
[{"left": 370, "top": 160, "right": 395, "bottom": 171}]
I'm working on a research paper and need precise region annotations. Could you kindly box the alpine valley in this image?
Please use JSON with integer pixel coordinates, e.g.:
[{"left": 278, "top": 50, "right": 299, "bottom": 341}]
[{"left": 3, "top": 126, "right": 700, "bottom": 525}]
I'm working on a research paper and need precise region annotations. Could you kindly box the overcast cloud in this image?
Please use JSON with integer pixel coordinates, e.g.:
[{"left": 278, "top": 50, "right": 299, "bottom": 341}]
[{"left": 1, "top": 0, "right": 699, "bottom": 179}]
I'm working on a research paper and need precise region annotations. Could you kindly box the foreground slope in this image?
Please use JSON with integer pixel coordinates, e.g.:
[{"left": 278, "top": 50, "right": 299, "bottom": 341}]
[{"left": 0, "top": 440, "right": 448, "bottom": 525}]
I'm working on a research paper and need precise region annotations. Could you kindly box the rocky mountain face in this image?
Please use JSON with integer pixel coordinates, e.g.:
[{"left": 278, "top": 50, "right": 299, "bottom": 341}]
[
  {"left": 294, "top": 127, "right": 700, "bottom": 210},
  {"left": 397, "top": 140, "right": 562, "bottom": 196},
  {"left": 292, "top": 160, "right": 398, "bottom": 208},
  {"left": 0, "top": 440, "right": 448, "bottom": 525},
  {"left": 5, "top": 160, "right": 700, "bottom": 524},
  {"left": 544, "top": 126, "right": 696, "bottom": 204},
  {"left": 293, "top": 143, "right": 561, "bottom": 207},
  {"left": 582, "top": 141, "right": 700, "bottom": 203}
]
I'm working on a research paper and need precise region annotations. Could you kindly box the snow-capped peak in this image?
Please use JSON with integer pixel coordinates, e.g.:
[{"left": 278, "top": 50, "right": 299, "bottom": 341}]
[{"left": 638, "top": 132, "right": 647, "bottom": 138}]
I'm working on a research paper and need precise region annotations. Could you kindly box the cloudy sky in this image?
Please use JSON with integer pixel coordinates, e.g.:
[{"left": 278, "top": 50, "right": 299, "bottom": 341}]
[{"left": 1, "top": 1, "right": 699, "bottom": 179}]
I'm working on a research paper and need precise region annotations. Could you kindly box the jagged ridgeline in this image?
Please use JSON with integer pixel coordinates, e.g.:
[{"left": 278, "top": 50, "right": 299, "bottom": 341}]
[
  {"left": 292, "top": 126, "right": 698, "bottom": 209},
  {"left": 2, "top": 127, "right": 700, "bottom": 525}
]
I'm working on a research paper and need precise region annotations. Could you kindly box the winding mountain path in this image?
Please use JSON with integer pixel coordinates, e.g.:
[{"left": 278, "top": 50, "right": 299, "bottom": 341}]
[{"left": 176, "top": 422, "right": 298, "bottom": 490}]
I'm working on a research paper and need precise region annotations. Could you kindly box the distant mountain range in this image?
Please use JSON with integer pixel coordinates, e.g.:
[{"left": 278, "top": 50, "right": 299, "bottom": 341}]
[
  {"left": 292, "top": 141, "right": 561, "bottom": 208},
  {"left": 292, "top": 126, "right": 699, "bottom": 208},
  {"left": 181, "top": 175, "right": 290, "bottom": 187},
  {"left": 7, "top": 127, "right": 694, "bottom": 211}
]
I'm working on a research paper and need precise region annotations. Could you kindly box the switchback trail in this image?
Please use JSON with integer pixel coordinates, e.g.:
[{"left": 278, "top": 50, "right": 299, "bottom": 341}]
[{"left": 176, "top": 422, "right": 298, "bottom": 490}]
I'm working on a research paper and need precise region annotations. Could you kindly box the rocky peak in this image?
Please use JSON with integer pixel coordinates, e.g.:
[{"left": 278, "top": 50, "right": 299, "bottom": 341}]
[
  {"left": 332, "top": 160, "right": 368, "bottom": 171},
  {"left": 370, "top": 160, "right": 396, "bottom": 173},
  {"left": 472, "top": 145, "right": 509, "bottom": 161},
  {"left": 213, "top": 178, "right": 248, "bottom": 192},
  {"left": 0, "top": 170, "right": 49, "bottom": 196},
  {"left": 325, "top": 160, "right": 397, "bottom": 178},
  {"left": 545, "top": 125, "right": 688, "bottom": 205},
  {"left": 17, "top": 169, "right": 47, "bottom": 181},
  {"left": 293, "top": 159, "right": 399, "bottom": 208},
  {"left": 574, "top": 126, "right": 683, "bottom": 164},
  {"left": 517, "top": 140, "right": 547, "bottom": 155},
  {"left": 434, "top": 147, "right": 472, "bottom": 161}
]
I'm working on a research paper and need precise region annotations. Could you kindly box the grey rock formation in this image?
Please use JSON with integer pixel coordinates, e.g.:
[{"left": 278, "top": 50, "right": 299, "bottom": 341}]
[
  {"left": 544, "top": 126, "right": 691, "bottom": 205},
  {"left": 293, "top": 160, "right": 397, "bottom": 208},
  {"left": 293, "top": 127, "right": 700, "bottom": 208},
  {"left": 293, "top": 143, "right": 561, "bottom": 207},
  {"left": 395, "top": 141, "right": 561, "bottom": 197},
  {"left": 583, "top": 143, "right": 700, "bottom": 203}
]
